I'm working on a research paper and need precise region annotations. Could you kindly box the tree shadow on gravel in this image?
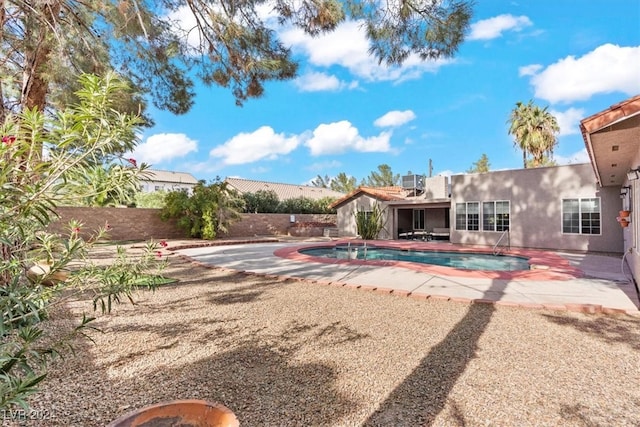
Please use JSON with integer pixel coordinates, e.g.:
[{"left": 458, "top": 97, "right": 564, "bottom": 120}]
[
  {"left": 143, "top": 340, "right": 357, "bottom": 425},
  {"left": 362, "top": 280, "right": 505, "bottom": 426},
  {"left": 205, "top": 280, "right": 283, "bottom": 305},
  {"left": 542, "top": 313, "right": 640, "bottom": 351},
  {"left": 118, "top": 320, "right": 369, "bottom": 426},
  {"left": 557, "top": 402, "right": 639, "bottom": 427}
]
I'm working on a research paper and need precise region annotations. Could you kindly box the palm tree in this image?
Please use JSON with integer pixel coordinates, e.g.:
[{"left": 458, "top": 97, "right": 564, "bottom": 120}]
[{"left": 507, "top": 101, "right": 560, "bottom": 168}]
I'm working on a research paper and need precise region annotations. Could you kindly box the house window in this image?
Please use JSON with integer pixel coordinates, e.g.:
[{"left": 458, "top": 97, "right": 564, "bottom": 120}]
[
  {"left": 455, "top": 202, "right": 479, "bottom": 231},
  {"left": 483, "top": 201, "right": 510, "bottom": 231},
  {"left": 413, "top": 209, "right": 425, "bottom": 230},
  {"left": 154, "top": 186, "right": 162, "bottom": 191},
  {"left": 562, "top": 198, "right": 600, "bottom": 235}
]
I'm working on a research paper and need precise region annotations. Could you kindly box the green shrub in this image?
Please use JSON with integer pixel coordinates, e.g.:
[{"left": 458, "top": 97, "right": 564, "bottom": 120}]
[
  {"left": 0, "top": 73, "right": 166, "bottom": 410},
  {"left": 243, "top": 190, "right": 280, "bottom": 213},
  {"left": 161, "top": 178, "right": 244, "bottom": 239},
  {"left": 134, "top": 190, "right": 168, "bottom": 208}
]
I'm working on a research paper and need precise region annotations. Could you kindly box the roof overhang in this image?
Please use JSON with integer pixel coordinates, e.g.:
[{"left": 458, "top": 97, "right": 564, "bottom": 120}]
[
  {"left": 329, "top": 187, "right": 405, "bottom": 209},
  {"left": 385, "top": 199, "right": 451, "bottom": 207},
  {"left": 581, "top": 95, "right": 640, "bottom": 187}
]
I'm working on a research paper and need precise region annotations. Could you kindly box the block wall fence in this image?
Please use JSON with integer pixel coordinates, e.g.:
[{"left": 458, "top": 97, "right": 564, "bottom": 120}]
[{"left": 48, "top": 207, "right": 336, "bottom": 241}]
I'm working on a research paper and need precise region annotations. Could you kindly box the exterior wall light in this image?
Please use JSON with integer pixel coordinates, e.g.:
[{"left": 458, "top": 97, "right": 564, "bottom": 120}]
[
  {"left": 620, "top": 186, "right": 631, "bottom": 198},
  {"left": 627, "top": 167, "right": 640, "bottom": 181}
]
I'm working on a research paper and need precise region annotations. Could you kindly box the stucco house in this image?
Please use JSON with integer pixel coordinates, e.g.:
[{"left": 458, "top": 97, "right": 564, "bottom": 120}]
[
  {"left": 140, "top": 169, "right": 199, "bottom": 195},
  {"left": 580, "top": 94, "right": 640, "bottom": 282},
  {"left": 330, "top": 94, "right": 640, "bottom": 264}
]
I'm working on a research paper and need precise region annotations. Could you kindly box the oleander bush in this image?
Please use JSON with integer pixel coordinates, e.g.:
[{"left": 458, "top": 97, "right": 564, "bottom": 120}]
[{"left": 0, "top": 73, "right": 167, "bottom": 410}]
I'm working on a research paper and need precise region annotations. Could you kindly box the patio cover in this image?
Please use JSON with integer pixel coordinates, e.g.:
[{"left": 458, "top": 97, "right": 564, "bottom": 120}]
[{"left": 581, "top": 94, "right": 640, "bottom": 187}]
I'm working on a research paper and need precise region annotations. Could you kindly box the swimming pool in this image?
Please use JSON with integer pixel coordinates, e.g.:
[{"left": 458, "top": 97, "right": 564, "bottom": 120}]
[{"left": 299, "top": 245, "right": 530, "bottom": 271}]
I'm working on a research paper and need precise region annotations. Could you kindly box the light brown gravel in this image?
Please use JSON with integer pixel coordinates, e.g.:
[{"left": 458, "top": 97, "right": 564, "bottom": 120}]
[{"left": 12, "top": 245, "right": 640, "bottom": 427}]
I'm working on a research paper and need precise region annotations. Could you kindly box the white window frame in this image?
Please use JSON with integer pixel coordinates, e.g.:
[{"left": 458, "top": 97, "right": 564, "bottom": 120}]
[
  {"left": 455, "top": 201, "right": 480, "bottom": 231},
  {"left": 482, "top": 200, "right": 510, "bottom": 232},
  {"left": 561, "top": 197, "right": 601, "bottom": 235}
]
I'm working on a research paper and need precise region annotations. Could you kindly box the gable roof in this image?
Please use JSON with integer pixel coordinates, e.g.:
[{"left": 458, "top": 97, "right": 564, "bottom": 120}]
[
  {"left": 329, "top": 186, "right": 406, "bottom": 209},
  {"left": 225, "top": 177, "right": 344, "bottom": 201},
  {"left": 143, "top": 169, "right": 199, "bottom": 185},
  {"left": 581, "top": 94, "right": 640, "bottom": 187}
]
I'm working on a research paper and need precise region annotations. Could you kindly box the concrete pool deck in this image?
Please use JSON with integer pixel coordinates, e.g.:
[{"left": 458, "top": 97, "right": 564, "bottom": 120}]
[{"left": 170, "top": 239, "right": 640, "bottom": 315}]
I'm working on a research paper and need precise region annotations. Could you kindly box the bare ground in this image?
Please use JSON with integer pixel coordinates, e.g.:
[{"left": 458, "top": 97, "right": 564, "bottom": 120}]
[{"left": 12, "top": 246, "right": 640, "bottom": 427}]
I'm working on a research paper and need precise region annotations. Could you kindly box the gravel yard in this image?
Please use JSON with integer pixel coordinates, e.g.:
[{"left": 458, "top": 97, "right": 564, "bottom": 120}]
[{"left": 15, "top": 246, "right": 640, "bottom": 426}]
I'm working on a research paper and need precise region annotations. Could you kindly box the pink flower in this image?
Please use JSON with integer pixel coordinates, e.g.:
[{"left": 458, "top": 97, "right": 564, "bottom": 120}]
[
  {"left": 127, "top": 158, "right": 137, "bottom": 167},
  {"left": 105, "top": 223, "right": 112, "bottom": 231},
  {"left": 2, "top": 135, "right": 15, "bottom": 145},
  {"left": 159, "top": 240, "right": 168, "bottom": 248},
  {"left": 72, "top": 227, "right": 81, "bottom": 234},
  {"left": 156, "top": 251, "right": 162, "bottom": 258}
]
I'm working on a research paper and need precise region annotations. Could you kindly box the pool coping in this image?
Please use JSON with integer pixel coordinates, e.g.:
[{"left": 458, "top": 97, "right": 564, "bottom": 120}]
[
  {"left": 273, "top": 239, "right": 584, "bottom": 281},
  {"left": 164, "top": 239, "right": 639, "bottom": 316}
]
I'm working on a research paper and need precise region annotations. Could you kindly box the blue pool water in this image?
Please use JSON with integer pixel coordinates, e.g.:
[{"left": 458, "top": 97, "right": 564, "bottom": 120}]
[{"left": 299, "top": 246, "right": 530, "bottom": 271}]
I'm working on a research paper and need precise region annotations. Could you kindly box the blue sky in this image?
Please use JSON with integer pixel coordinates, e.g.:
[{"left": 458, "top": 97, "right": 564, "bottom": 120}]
[{"left": 132, "top": 0, "right": 640, "bottom": 186}]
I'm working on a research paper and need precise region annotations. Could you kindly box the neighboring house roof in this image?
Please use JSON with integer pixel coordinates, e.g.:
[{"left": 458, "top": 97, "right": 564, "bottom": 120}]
[
  {"left": 329, "top": 186, "right": 406, "bottom": 209},
  {"left": 225, "top": 177, "right": 344, "bottom": 201},
  {"left": 143, "top": 169, "right": 199, "bottom": 185},
  {"left": 581, "top": 94, "right": 640, "bottom": 187}
]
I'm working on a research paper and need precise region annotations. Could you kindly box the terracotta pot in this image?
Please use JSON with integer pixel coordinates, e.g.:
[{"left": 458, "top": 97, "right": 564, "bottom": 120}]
[
  {"left": 619, "top": 210, "right": 631, "bottom": 218},
  {"left": 619, "top": 218, "right": 630, "bottom": 228},
  {"left": 107, "top": 400, "right": 239, "bottom": 427}
]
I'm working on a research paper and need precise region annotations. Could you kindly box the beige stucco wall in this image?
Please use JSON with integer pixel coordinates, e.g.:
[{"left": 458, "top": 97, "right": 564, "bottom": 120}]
[
  {"left": 451, "top": 163, "right": 623, "bottom": 253},
  {"left": 422, "top": 175, "right": 449, "bottom": 199},
  {"left": 623, "top": 151, "right": 640, "bottom": 280},
  {"left": 426, "top": 207, "right": 449, "bottom": 230},
  {"left": 336, "top": 195, "right": 392, "bottom": 238}
]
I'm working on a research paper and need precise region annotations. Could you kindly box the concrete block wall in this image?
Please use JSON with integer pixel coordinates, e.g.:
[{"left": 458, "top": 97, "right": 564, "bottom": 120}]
[
  {"left": 48, "top": 208, "right": 336, "bottom": 240},
  {"left": 226, "top": 214, "right": 336, "bottom": 238},
  {"left": 49, "top": 207, "right": 187, "bottom": 241}
]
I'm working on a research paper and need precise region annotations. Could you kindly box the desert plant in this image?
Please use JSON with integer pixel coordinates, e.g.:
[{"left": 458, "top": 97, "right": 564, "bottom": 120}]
[{"left": 355, "top": 204, "right": 386, "bottom": 239}]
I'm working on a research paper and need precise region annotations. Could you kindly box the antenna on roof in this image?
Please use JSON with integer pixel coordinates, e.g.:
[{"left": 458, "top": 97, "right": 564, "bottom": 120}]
[{"left": 428, "top": 159, "right": 433, "bottom": 178}]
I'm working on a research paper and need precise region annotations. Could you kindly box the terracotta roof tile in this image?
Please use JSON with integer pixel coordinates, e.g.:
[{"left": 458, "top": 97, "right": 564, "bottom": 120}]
[{"left": 329, "top": 186, "right": 407, "bottom": 208}]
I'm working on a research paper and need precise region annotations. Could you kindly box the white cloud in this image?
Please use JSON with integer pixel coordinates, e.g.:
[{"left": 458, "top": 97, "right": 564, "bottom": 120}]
[
  {"left": 374, "top": 110, "right": 416, "bottom": 127},
  {"left": 555, "top": 149, "right": 590, "bottom": 165},
  {"left": 550, "top": 107, "right": 586, "bottom": 136},
  {"left": 280, "top": 20, "right": 452, "bottom": 83},
  {"left": 529, "top": 44, "right": 640, "bottom": 104},
  {"left": 468, "top": 14, "right": 533, "bottom": 41},
  {"left": 294, "top": 72, "right": 346, "bottom": 92},
  {"left": 519, "top": 64, "right": 542, "bottom": 77},
  {"left": 166, "top": 6, "right": 202, "bottom": 50},
  {"left": 168, "top": 4, "right": 281, "bottom": 50},
  {"left": 306, "top": 160, "right": 342, "bottom": 171},
  {"left": 209, "top": 126, "right": 300, "bottom": 165},
  {"left": 133, "top": 133, "right": 198, "bottom": 164},
  {"left": 281, "top": 21, "right": 368, "bottom": 68},
  {"left": 305, "top": 120, "right": 392, "bottom": 155}
]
